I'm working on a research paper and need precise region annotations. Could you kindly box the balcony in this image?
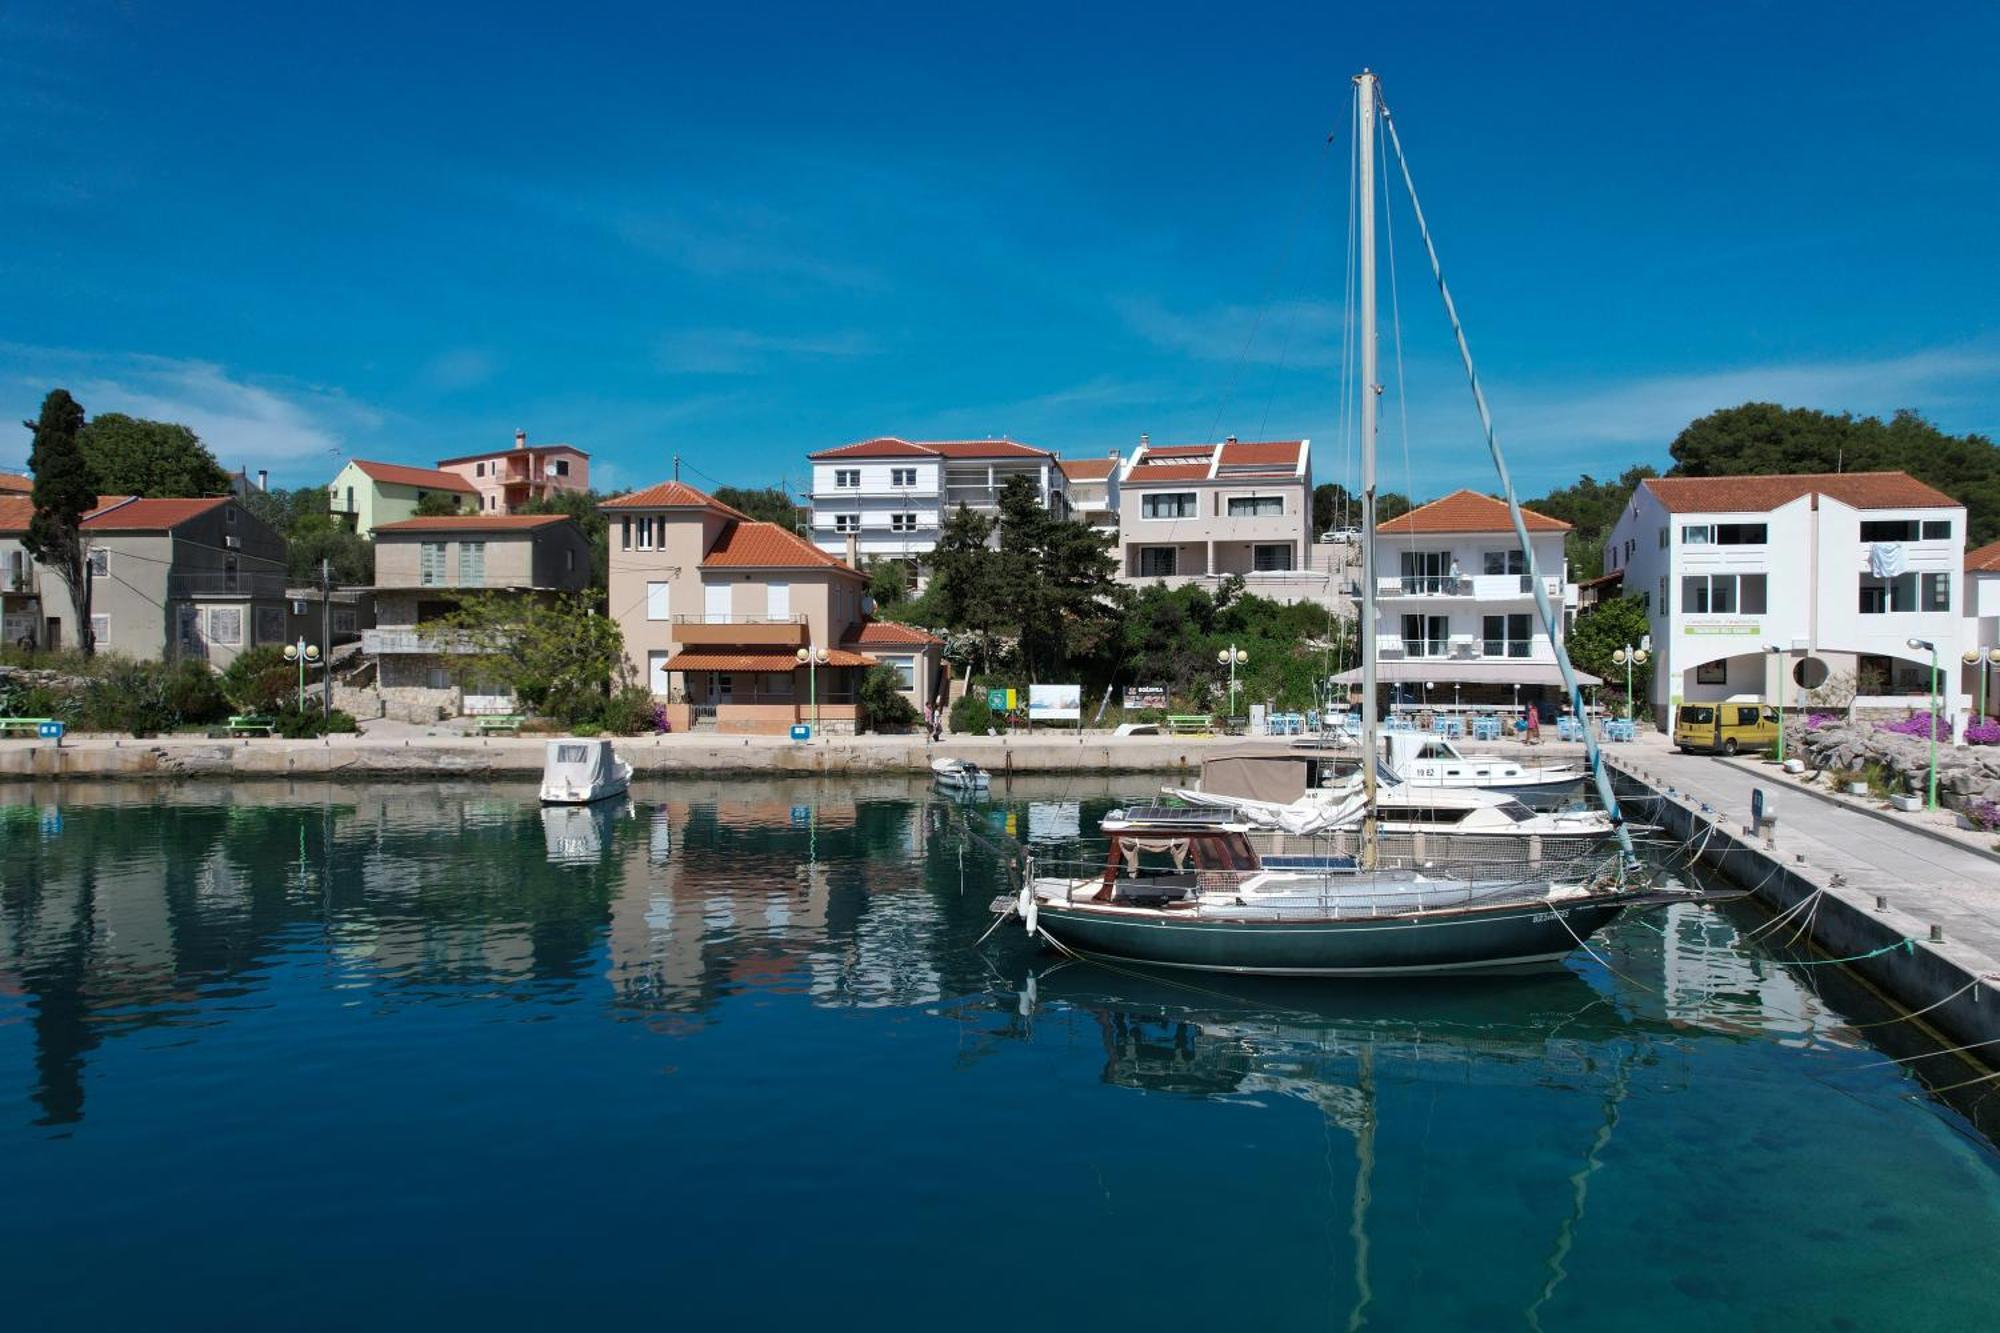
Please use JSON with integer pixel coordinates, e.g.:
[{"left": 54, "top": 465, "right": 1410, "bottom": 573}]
[
  {"left": 1, "top": 566, "right": 35, "bottom": 596},
  {"left": 669, "top": 614, "right": 810, "bottom": 647},
  {"left": 168, "top": 571, "right": 289, "bottom": 599},
  {"left": 1376, "top": 575, "right": 1561, "bottom": 602},
  {"left": 362, "top": 627, "right": 481, "bottom": 655}
]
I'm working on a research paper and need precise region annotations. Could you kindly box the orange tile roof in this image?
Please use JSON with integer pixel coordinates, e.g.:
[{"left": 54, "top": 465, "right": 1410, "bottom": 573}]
[
  {"left": 808, "top": 437, "right": 1050, "bottom": 460},
  {"left": 1058, "top": 457, "right": 1120, "bottom": 482},
  {"left": 844, "top": 619, "right": 943, "bottom": 647},
  {"left": 1641, "top": 471, "right": 1960, "bottom": 514},
  {"left": 0, "top": 497, "right": 31, "bottom": 532},
  {"left": 372, "top": 514, "right": 573, "bottom": 534},
  {"left": 1966, "top": 540, "right": 2000, "bottom": 574},
  {"left": 1123, "top": 463, "right": 1214, "bottom": 485},
  {"left": 435, "top": 442, "right": 587, "bottom": 466},
  {"left": 665, "top": 648, "right": 876, "bottom": 672},
  {"left": 1217, "top": 440, "right": 1305, "bottom": 468},
  {"left": 600, "top": 479, "right": 749, "bottom": 518},
  {"left": 81, "top": 497, "right": 233, "bottom": 531},
  {"left": 1377, "top": 489, "right": 1570, "bottom": 534},
  {"left": 1140, "top": 444, "right": 1215, "bottom": 459},
  {"left": 0, "top": 473, "right": 31, "bottom": 494},
  {"left": 350, "top": 459, "right": 478, "bottom": 492},
  {"left": 702, "top": 520, "right": 866, "bottom": 577}
]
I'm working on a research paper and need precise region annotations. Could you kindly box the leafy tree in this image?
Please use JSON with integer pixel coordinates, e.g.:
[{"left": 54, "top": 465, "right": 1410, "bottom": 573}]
[
  {"left": 435, "top": 591, "right": 630, "bottom": 726},
  {"left": 991, "top": 474, "right": 1123, "bottom": 680},
  {"left": 859, "top": 666, "right": 919, "bottom": 730},
  {"left": 413, "top": 491, "right": 466, "bottom": 517},
  {"left": 866, "top": 559, "right": 910, "bottom": 607},
  {"left": 22, "top": 390, "right": 96, "bottom": 654},
  {"left": 516, "top": 490, "right": 610, "bottom": 590},
  {"left": 220, "top": 645, "right": 295, "bottom": 713},
  {"left": 713, "top": 485, "right": 802, "bottom": 529},
  {"left": 77, "top": 414, "right": 231, "bottom": 497},
  {"left": 1669, "top": 404, "right": 2000, "bottom": 544},
  {"left": 1529, "top": 464, "right": 1659, "bottom": 577},
  {"left": 1566, "top": 594, "right": 1652, "bottom": 685},
  {"left": 1315, "top": 483, "right": 1411, "bottom": 532},
  {"left": 240, "top": 484, "right": 372, "bottom": 584}
]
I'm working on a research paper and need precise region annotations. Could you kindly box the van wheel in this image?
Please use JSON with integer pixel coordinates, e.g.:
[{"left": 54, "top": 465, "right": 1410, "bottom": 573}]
[{"left": 1722, "top": 739, "right": 1738, "bottom": 756}]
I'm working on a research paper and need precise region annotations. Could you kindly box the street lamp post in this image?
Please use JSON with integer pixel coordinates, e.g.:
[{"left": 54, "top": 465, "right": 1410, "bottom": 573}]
[
  {"left": 281, "top": 638, "right": 322, "bottom": 711},
  {"left": 1963, "top": 646, "right": 2000, "bottom": 722},
  {"left": 1765, "top": 645, "right": 1789, "bottom": 764},
  {"left": 1217, "top": 644, "right": 1248, "bottom": 721},
  {"left": 1610, "top": 643, "right": 1650, "bottom": 723},
  {"left": 796, "top": 645, "right": 831, "bottom": 737},
  {"left": 1908, "top": 637, "right": 1939, "bottom": 811}
]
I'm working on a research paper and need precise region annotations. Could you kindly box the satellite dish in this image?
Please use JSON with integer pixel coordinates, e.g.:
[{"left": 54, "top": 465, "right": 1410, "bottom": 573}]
[{"left": 544, "top": 460, "right": 558, "bottom": 477}]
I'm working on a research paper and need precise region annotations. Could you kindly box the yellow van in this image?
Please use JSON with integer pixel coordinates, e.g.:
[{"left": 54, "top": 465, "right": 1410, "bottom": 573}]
[{"left": 1674, "top": 698, "right": 1781, "bottom": 755}]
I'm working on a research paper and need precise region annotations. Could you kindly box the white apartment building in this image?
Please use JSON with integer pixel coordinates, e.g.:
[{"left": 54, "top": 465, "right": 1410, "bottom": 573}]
[
  {"left": 1338, "top": 490, "right": 1585, "bottom": 709},
  {"left": 1115, "top": 437, "right": 1325, "bottom": 603},
  {"left": 1602, "top": 472, "right": 1968, "bottom": 726},
  {"left": 1058, "top": 453, "right": 1123, "bottom": 535},
  {"left": 804, "top": 437, "right": 1064, "bottom": 568},
  {"left": 1965, "top": 540, "right": 2000, "bottom": 715}
]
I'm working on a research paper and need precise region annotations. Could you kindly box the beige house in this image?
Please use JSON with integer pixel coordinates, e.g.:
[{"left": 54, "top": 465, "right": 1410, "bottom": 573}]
[
  {"left": 0, "top": 494, "right": 287, "bottom": 666},
  {"left": 1116, "top": 437, "right": 1319, "bottom": 601},
  {"left": 436, "top": 430, "right": 590, "bottom": 514},
  {"left": 604, "top": 479, "right": 942, "bottom": 734},
  {"left": 360, "top": 513, "right": 593, "bottom": 719}
]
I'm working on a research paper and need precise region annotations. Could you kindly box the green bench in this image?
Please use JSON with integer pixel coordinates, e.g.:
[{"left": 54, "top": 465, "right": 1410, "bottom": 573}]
[
  {"left": 0, "top": 716, "right": 55, "bottom": 737},
  {"left": 1165, "top": 713, "right": 1214, "bottom": 736},
  {"left": 226, "top": 715, "right": 277, "bottom": 737},
  {"left": 476, "top": 714, "right": 526, "bottom": 735}
]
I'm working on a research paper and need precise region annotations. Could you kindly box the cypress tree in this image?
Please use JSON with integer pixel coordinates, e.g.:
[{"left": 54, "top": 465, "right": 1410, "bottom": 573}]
[{"left": 22, "top": 389, "right": 97, "bottom": 655}]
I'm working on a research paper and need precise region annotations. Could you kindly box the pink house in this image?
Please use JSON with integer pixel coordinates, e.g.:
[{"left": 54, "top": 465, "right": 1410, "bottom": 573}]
[{"left": 436, "top": 430, "right": 590, "bottom": 514}]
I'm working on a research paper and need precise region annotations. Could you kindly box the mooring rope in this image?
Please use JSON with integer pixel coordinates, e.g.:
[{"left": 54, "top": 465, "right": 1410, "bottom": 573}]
[{"left": 1846, "top": 973, "right": 2000, "bottom": 1030}]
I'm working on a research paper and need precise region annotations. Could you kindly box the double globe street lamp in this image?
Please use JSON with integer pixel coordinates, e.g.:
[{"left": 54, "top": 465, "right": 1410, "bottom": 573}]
[
  {"left": 1963, "top": 646, "right": 2000, "bottom": 722},
  {"left": 1907, "top": 637, "right": 1940, "bottom": 812},
  {"left": 1610, "top": 642, "right": 1649, "bottom": 723},
  {"left": 796, "top": 645, "right": 831, "bottom": 736},
  {"left": 282, "top": 638, "right": 322, "bottom": 711},
  {"left": 1217, "top": 644, "right": 1248, "bottom": 721}
]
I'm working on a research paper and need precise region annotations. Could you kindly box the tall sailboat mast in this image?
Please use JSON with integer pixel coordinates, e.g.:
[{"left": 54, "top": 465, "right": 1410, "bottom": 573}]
[{"left": 1355, "top": 69, "right": 1381, "bottom": 869}]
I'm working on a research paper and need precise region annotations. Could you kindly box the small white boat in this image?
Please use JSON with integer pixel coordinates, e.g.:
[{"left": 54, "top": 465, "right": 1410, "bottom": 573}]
[
  {"left": 931, "top": 756, "right": 991, "bottom": 791},
  {"left": 1385, "top": 733, "right": 1587, "bottom": 811},
  {"left": 540, "top": 738, "right": 633, "bottom": 805}
]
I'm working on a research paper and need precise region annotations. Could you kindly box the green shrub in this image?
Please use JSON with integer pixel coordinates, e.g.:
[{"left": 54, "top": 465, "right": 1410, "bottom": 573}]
[
  {"left": 221, "top": 646, "right": 293, "bottom": 713},
  {"left": 860, "top": 667, "right": 920, "bottom": 732},
  {"left": 597, "top": 687, "right": 662, "bottom": 736},
  {"left": 571, "top": 721, "right": 604, "bottom": 737},
  {"left": 950, "top": 693, "right": 994, "bottom": 734},
  {"left": 75, "top": 657, "right": 177, "bottom": 735},
  {"left": 163, "top": 660, "right": 229, "bottom": 725},
  {"left": 322, "top": 710, "right": 358, "bottom": 734}
]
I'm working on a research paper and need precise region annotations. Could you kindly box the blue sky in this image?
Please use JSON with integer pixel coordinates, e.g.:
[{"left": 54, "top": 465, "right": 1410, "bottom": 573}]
[{"left": 2, "top": 1, "right": 1994, "bottom": 500}]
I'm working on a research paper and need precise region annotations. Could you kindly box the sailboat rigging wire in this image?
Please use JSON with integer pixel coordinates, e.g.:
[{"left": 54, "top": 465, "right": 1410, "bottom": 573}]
[
  {"left": 1375, "top": 92, "right": 1637, "bottom": 870},
  {"left": 1378, "top": 107, "right": 1419, "bottom": 532}
]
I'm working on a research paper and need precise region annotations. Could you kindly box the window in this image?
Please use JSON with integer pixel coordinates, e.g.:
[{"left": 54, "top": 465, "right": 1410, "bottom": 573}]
[
  {"left": 621, "top": 517, "right": 632, "bottom": 550},
  {"left": 427, "top": 666, "right": 450, "bottom": 690},
  {"left": 1861, "top": 519, "right": 1917, "bottom": 542},
  {"left": 334, "top": 609, "right": 356, "bottom": 633},
  {"left": 1681, "top": 573, "right": 1765, "bottom": 615},
  {"left": 1252, "top": 544, "right": 1293, "bottom": 572},
  {"left": 459, "top": 541, "right": 485, "bottom": 586},
  {"left": 565, "top": 549, "right": 575, "bottom": 573},
  {"left": 636, "top": 516, "right": 655, "bottom": 550},
  {"left": 890, "top": 513, "right": 918, "bottom": 532},
  {"left": 646, "top": 582, "right": 670, "bottom": 621},
  {"left": 555, "top": 459, "right": 570, "bottom": 477},
  {"left": 716, "top": 674, "right": 734, "bottom": 699},
  {"left": 1922, "top": 519, "right": 1951, "bottom": 540},
  {"left": 835, "top": 469, "right": 861, "bottom": 489},
  {"left": 420, "top": 542, "right": 447, "bottom": 587},
  {"left": 1922, "top": 572, "right": 1951, "bottom": 612},
  {"left": 1399, "top": 550, "right": 1455, "bottom": 594},
  {"left": 1715, "top": 523, "right": 1766, "bottom": 544},
  {"left": 88, "top": 548, "right": 107, "bottom": 578},
  {"left": 1227, "top": 495, "right": 1284, "bottom": 517},
  {"left": 834, "top": 513, "right": 861, "bottom": 534},
  {"left": 476, "top": 462, "right": 486, "bottom": 477},
  {"left": 1695, "top": 660, "right": 1727, "bottom": 685},
  {"left": 881, "top": 655, "right": 916, "bottom": 688},
  {"left": 1657, "top": 527, "right": 1668, "bottom": 549},
  {"left": 1859, "top": 573, "right": 1918, "bottom": 614},
  {"left": 1482, "top": 549, "right": 1525, "bottom": 576},
  {"left": 225, "top": 505, "right": 237, "bottom": 525},
  {"left": 1481, "top": 613, "right": 1532, "bottom": 658},
  {"left": 254, "top": 606, "right": 285, "bottom": 645},
  {"left": 223, "top": 554, "right": 239, "bottom": 591},
  {"left": 1138, "top": 547, "right": 1177, "bottom": 577},
  {"left": 1400, "top": 614, "right": 1450, "bottom": 657},
  {"left": 1141, "top": 492, "right": 1198, "bottom": 519},
  {"left": 89, "top": 613, "right": 109, "bottom": 646},
  {"left": 891, "top": 468, "right": 917, "bottom": 488},
  {"left": 207, "top": 606, "right": 242, "bottom": 647},
  {"left": 1681, "top": 525, "right": 1711, "bottom": 545},
  {"left": 345, "top": 485, "right": 354, "bottom": 512}
]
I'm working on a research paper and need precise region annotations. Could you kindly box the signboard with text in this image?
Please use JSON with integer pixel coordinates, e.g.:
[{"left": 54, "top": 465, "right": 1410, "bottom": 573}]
[
  {"left": 1124, "top": 685, "right": 1168, "bottom": 711},
  {"left": 987, "top": 687, "right": 1016, "bottom": 712}
]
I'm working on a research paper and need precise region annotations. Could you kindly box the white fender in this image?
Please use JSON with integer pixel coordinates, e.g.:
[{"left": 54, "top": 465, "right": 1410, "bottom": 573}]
[{"left": 1018, "top": 885, "right": 1039, "bottom": 938}]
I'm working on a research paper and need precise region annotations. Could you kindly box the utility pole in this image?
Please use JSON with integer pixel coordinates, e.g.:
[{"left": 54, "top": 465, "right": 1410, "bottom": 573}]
[
  {"left": 320, "top": 557, "right": 333, "bottom": 714},
  {"left": 673, "top": 453, "right": 681, "bottom": 483}
]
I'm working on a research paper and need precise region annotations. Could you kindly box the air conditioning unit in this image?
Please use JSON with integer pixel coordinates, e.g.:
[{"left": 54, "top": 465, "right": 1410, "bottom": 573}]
[
  {"left": 223, "top": 535, "right": 242, "bottom": 549},
  {"left": 1449, "top": 635, "right": 1480, "bottom": 660}
]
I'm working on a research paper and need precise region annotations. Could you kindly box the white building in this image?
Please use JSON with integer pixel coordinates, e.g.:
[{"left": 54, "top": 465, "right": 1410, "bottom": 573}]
[
  {"left": 1602, "top": 472, "right": 1968, "bottom": 726},
  {"left": 1960, "top": 540, "right": 2000, "bottom": 717},
  {"left": 804, "top": 437, "right": 1064, "bottom": 568},
  {"left": 1114, "top": 437, "right": 1327, "bottom": 603},
  {"left": 1339, "top": 490, "right": 1586, "bottom": 710},
  {"left": 1057, "top": 453, "right": 1123, "bottom": 535}
]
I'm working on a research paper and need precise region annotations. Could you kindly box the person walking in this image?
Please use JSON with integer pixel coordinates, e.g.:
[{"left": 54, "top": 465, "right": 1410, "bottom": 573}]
[{"left": 1526, "top": 702, "right": 1541, "bottom": 746}]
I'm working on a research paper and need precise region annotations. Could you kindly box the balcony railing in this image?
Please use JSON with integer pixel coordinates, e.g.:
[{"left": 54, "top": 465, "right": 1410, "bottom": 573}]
[
  {"left": 670, "top": 614, "right": 806, "bottom": 625},
  {"left": 1, "top": 567, "right": 35, "bottom": 595},
  {"left": 1377, "top": 575, "right": 1561, "bottom": 600},
  {"left": 362, "top": 627, "right": 481, "bottom": 655},
  {"left": 168, "top": 571, "right": 290, "bottom": 599}
]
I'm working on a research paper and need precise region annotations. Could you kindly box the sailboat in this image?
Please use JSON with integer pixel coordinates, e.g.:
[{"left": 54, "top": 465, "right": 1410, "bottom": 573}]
[{"left": 990, "top": 70, "right": 1693, "bottom": 976}]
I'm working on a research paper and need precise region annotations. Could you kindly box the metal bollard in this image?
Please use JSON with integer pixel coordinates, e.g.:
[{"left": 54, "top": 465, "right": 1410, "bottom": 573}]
[{"left": 1930, "top": 924, "right": 1945, "bottom": 943}]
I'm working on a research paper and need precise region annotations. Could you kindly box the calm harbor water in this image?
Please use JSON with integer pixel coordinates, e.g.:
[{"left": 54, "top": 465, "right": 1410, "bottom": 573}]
[{"left": 2, "top": 777, "right": 1997, "bottom": 1331}]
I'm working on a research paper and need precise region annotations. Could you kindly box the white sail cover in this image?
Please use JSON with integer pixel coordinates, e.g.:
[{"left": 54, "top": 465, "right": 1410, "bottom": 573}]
[
  {"left": 541, "top": 739, "right": 626, "bottom": 802},
  {"left": 1161, "top": 785, "right": 1370, "bottom": 836}
]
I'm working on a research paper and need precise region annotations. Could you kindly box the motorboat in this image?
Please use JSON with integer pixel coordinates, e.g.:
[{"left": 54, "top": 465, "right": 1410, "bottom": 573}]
[
  {"left": 1383, "top": 733, "right": 1587, "bottom": 810},
  {"left": 539, "top": 738, "right": 633, "bottom": 805},
  {"left": 991, "top": 807, "right": 1679, "bottom": 977},
  {"left": 541, "top": 795, "right": 631, "bottom": 863},
  {"left": 931, "top": 756, "right": 991, "bottom": 792}
]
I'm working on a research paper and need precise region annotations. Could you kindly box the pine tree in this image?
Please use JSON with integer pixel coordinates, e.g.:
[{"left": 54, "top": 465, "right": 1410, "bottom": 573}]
[{"left": 21, "top": 390, "right": 96, "bottom": 655}]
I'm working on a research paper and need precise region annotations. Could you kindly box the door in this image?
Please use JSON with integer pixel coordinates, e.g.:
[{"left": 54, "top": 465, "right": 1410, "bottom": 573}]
[
  {"left": 43, "top": 617, "right": 59, "bottom": 649},
  {"left": 705, "top": 583, "right": 731, "bottom": 623},
  {"left": 648, "top": 650, "right": 671, "bottom": 695}
]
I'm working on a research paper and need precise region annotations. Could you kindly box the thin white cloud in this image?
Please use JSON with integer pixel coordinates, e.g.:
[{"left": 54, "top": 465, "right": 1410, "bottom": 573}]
[
  {"left": 418, "top": 348, "right": 499, "bottom": 393},
  {"left": 2, "top": 344, "right": 385, "bottom": 477},
  {"left": 655, "top": 328, "right": 876, "bottom": 376},
  {"left": 1116, "top": 296, "right": 1343, "bottom": 369}
]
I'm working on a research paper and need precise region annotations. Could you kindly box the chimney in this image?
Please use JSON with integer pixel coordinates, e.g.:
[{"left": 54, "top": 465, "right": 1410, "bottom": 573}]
[
  {"left": 1139, "top": 433, "right": 1149, "bottom": 448},
  {"left": 514, "top": 429, "right": 527, "bottom": 451},
  {"left": 257, "top": 469, "right": 269, "bottom": 492},
  {"left": 845, "top": 533, "right": 860, "bottom": 568},
  {"left": 1107, "top": 448, "right": 1120, "bottom": 459},
  {"left": 1226, "top": 435, "right": 1237, "bottom": 445}
]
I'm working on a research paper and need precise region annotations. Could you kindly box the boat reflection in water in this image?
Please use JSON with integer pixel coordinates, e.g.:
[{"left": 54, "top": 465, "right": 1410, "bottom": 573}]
[{"left": 540, "top": 795, "right": 635, "bottom": 865}]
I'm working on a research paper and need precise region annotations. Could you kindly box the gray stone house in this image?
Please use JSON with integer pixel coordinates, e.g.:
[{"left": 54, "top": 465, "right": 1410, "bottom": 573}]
[{"left": 359, "top": 513, "right": 593, "bottom": 720}]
